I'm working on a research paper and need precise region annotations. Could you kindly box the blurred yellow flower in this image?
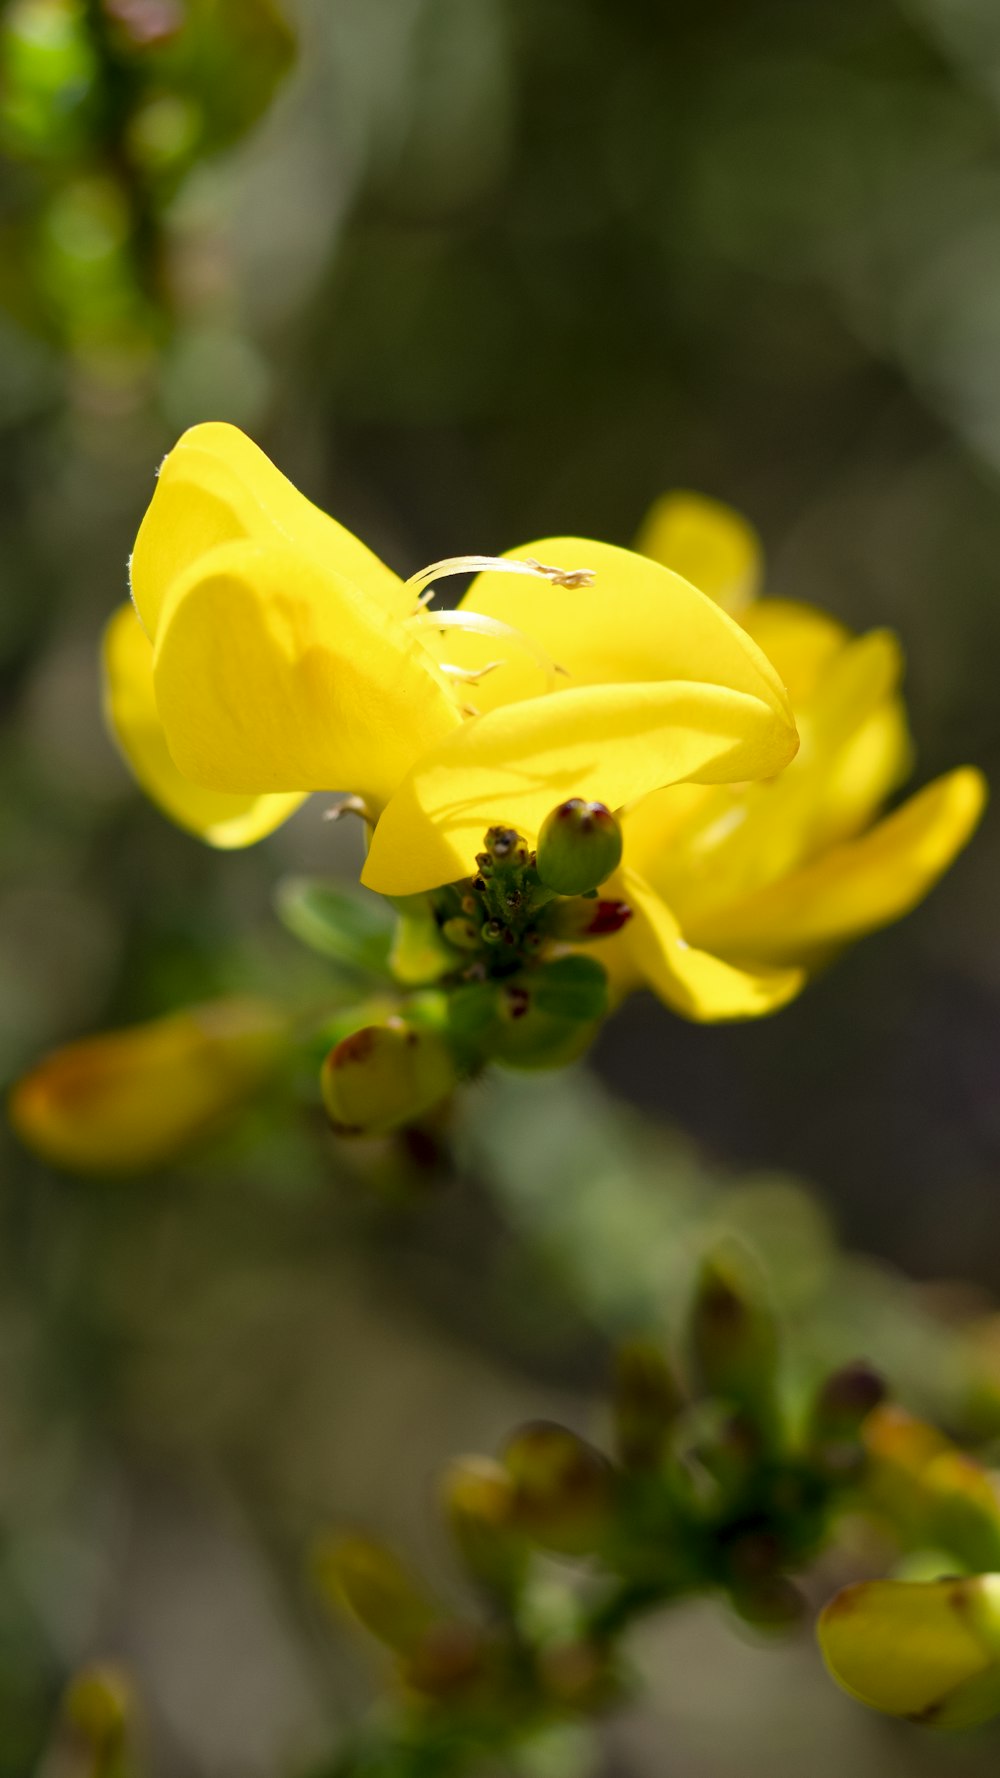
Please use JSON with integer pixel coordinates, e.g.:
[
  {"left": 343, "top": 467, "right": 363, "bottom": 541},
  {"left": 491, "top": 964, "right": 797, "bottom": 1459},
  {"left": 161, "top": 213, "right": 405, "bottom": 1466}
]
[
  {"left": 597, "top": 493, "right": 986, "bottom": 1021},
  {"left": 9, "top": 998, "right": 287, "bottom": 1174},
  {"left": 104, "top": 424, "right": 798, "bottom": 886}
]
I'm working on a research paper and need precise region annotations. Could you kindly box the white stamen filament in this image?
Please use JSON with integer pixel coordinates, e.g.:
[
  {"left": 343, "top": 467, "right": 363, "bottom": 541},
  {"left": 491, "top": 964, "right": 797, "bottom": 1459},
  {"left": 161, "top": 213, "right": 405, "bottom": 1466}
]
[
  {"left": 405, "top": 553, "right": 594, "bottom": 601},
  {"left": 405, "top": 553, "right": 590, "bottom": 705}
]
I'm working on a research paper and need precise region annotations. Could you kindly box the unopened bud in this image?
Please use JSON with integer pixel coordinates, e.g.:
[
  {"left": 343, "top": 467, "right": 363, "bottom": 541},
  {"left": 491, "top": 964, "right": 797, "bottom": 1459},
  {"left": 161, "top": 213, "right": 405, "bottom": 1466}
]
[
  {"left": 403, "top": 1620, "right": 490, "bottom": 1699},
  {"left": 536, "top": 800, "right": 623, "bottom": 896},
  {"left": 10, "top": 999, "right": 287, "bottom": 1175},
  {"left": 613, "top": 1341, "right": 684, "bottom": 1469},
  {"left": 314, "top": 1534, "right": 438, "bottom": 1654},
  {"left": 809, "top": 1361, "right": 887, "bottom": 1480},
  {"left": 733, "top": 1573, "right": 806, "bottom": 1630},
  {"left": 547, "top": 897, "right": 633, "bottom": 941},
  {"left": 482, "top": 826, "right": 528, "bottom": 870},
  {"left": 442, "top": 916, "right": 481, "bottom": 951},
  {"left": 321, "top": 1020, "right": 456, "bottom": 1136},
  {"left": 537, "top": 1638, "right": 614, "bottom": 1707},
  {"left": 443, "top": 1455, "right": 522, "bottom": 1593},
  {"left": 502, "top": 1421, "right": 614, "bottom": 1554},
  {"left": 820, "top": 1575, "right": 1000, "bottom": 1728},
  {"left": 689, "top": 1252, "right": 779, "bottom": 1432},
  {"left": 64, "top": 1662, "right": 132, "bottom": 1749}
]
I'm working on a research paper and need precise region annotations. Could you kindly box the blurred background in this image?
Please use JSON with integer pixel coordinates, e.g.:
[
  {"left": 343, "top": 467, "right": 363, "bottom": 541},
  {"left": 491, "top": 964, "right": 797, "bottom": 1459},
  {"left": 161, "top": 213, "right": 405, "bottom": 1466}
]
[{"left": 3, "top": 0, "right": 1000, "bottom": 1771}]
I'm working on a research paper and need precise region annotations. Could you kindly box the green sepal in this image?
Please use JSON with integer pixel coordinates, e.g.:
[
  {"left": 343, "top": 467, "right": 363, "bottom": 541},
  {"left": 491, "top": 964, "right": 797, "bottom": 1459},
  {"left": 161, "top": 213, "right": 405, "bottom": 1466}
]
[{"left": 531, "top": 955, "right": 609, "bottom": 1023}]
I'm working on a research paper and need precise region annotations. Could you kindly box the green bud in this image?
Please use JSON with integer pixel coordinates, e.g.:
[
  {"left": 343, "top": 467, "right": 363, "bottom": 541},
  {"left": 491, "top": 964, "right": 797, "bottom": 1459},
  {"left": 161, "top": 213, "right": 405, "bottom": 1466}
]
[
  {"left": 808, "top": 1361, "right": 887, "bottom": 1481},
  {"left": 819, "top": 1575, "right": 1000, "bottom": 1728},
  {"left": 441, "top": 916, "right": 481, "bottom": 951},
  {"left": 536, "top": 800, "right": 623, "bottom": 895},
  {"left": 537, "top": 1639, "right": 615, "bottom": 1707},
  {"left": 403, "top": 1620, "right": 490, "bottom": 1700},
  {"left": 321, "top": 1020, "right": 456, "bottom": 1136},
  {"left": 314, "top": 1534, "right": 439, "bottom": 1654},
  {"left": 612, "top": 1340, "right": 684, "bottom": 1470},
  {"left": 502, "top": 1421, "right": 615, "bottom": 1554},
  {"left": 689, "top": 1251, "right": 780, "bottom": 1435}
]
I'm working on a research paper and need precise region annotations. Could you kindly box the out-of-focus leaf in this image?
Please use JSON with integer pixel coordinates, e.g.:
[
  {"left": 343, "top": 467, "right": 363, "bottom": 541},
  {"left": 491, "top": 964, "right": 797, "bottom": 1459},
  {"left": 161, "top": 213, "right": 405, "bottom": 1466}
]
[
  {"left": 275, "top": 876, "right": 395, "bottom": 977},
  {"left": 157, "top": 0, "right": 296, "bottom": 155}
]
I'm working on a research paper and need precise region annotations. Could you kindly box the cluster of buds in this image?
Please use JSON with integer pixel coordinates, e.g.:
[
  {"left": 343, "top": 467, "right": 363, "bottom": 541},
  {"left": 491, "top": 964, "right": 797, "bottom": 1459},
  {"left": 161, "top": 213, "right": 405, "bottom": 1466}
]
[
  {"left": 313, "top": 1252, "right": 903, "bottom": 1769},
  {"left": 320, "top": 804, "right": 632, "bottom": 1136},
  {"left": 10, "top": 805, "right": 634, "bottom": 1174}
]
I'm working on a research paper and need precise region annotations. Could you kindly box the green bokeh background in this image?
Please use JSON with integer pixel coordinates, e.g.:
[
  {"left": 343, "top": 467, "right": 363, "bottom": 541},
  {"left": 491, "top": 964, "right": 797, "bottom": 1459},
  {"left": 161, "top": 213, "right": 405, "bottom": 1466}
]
[{"left": 3, "top": 0, "right": 1000, "bottom": 1771}]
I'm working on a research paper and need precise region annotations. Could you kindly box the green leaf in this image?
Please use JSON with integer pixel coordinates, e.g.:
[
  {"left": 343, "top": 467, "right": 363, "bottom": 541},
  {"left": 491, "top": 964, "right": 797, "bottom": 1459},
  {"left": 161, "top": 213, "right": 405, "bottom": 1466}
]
[
  {"left": 532, "top": 955, "right": 609, "bottom": 1023},
  {"left": 275, "top": 877, "right": 394, "bottom": 978}
]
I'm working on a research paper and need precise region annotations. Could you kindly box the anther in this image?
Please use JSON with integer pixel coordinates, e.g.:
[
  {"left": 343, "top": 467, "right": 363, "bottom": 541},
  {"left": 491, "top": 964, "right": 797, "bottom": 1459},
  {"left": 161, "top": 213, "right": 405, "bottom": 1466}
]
[{"left": 520, "top": 557, "right": 596, "bottom": 589}]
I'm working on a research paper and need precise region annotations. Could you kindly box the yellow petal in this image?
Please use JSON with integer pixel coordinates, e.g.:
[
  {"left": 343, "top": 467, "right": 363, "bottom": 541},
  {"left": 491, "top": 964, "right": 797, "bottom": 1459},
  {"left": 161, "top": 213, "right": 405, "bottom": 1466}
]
[
  {"left": 131, "top": 421, "right": 410, "bottom": 639},
  {"left": 617, "top": 867, "right": 804, "bottom": 1022},
  {"left": 635, "top": 491, "right": 762, "bottom": 614},
  {"left": 627, "top": 629, "right": 909, "bottom": 930},
  {"left": 151, "top": 539, "right": 461, "bottom": 805},
  {"left": 819, "top": 1577, "right": 1000, "bottom": 1728},
  {"left": 9, "top": 999, "right": 287, "bottom": 1175},
  {"left": 459, "top": 538, "right": 792, "bottom": 723},
  {"left": 693, "top": 767, "right": 987, "bottom": 965},
  {"left": 740, "top": 598, "right": 850, "bottom": 706},
  {"left": 362, "top": 680, "right": 799, "bottom": 896},
  {"left": 103, "top": 603, "right": 305, "bottom": 847}
]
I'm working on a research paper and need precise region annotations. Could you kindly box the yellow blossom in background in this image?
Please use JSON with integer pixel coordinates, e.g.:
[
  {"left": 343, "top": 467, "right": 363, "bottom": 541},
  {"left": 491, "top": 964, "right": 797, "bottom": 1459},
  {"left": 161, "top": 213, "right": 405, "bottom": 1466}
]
[
  {"left": 594, "top": 493, "right": 986, "bottom": 1021},
  {"left": 104, "top": 424, "right": 799, "bottom": 885},
  {"left": 9, "top": 998, "right": 288, "bottom": 1173}
]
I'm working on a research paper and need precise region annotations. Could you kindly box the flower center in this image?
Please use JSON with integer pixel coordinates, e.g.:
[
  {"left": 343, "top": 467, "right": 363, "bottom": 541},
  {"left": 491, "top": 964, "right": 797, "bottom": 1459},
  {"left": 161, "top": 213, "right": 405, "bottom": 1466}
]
[{"left": 405, "top": 554, "right": 594, "bottom": 708}]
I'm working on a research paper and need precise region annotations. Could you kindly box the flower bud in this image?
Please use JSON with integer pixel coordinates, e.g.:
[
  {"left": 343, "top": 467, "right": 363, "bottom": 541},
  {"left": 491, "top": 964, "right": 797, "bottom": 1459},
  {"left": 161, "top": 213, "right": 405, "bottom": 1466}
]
[
  {"left": 9, "top": 999, "right": 287, "bottom": 1175},
  {"left": 612, "top": 1340, "right": 684, "bottom": 1470},
  {"left": 502, "top": 1421, "right": 614, "bottom": 1554},
  {"left": 689, "top": 1251, "right": 779, "bottom": 1434},
  {"left": 403, "top": 1620, "right": 491, "bottom": 1700},
  {"left": 313, "top": 1534, "right": 439, "bottom": 1654},
  {"left": 321, "top": 1020, "right": 456, "bottom": 1136},
  {"left": 535, "top": 800, "right": 623, "bottom": 896},
  {"left": 64, "top": 1662, "right": 132, "bottom": 1751},
  {"left": 546, "top": 897, "right": 633, "bottom": 941},
  {"left": 442, "top": 1455, "right": 524, "bottom": 1596},
  {"left": 819, "top": 1575, "right": 1000, "bottom": 1728},
  {"left": 808, "top": 1361, "right": 887, "bottom": 1480}
]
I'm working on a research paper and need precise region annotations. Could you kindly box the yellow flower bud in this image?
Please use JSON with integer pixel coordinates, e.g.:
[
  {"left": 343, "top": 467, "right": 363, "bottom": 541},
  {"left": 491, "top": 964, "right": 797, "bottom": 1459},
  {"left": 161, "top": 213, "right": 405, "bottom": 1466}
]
[
  {"left": 819, "top": 1575, "right": 1000, "bottom": 1728},
  {"left": 64, "top": 1662, "right": 132, "bottom": 1746},
  {"left": 10, "top": 999, "right": 287, "bottom": 1174},
  {"left": 313, "top": 1534, "right": 439, "bottom": 1654},
  {"left": 502, "top": 1421, "right": 614, "bottom": 1555},
  {"left": 321, "top": 1019, "right": 456, "bottom": 1136}
]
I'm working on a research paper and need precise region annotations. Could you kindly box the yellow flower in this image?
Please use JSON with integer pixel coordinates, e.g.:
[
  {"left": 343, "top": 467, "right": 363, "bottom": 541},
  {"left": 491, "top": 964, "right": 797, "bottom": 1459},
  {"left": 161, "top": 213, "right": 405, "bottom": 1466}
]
[
  {"left": 104, "top": 425, "right": 799, "bottom": 882},
  {"left": 596, "top": 493, "right": 986, "bottom": 1022},
  {"left": 9, "top": 998, "right": 287, "bottom": 1174}
]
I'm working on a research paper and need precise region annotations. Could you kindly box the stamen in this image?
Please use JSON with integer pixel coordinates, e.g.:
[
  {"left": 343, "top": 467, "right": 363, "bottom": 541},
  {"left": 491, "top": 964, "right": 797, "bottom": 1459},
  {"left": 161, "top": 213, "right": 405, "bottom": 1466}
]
[
  {"left": 405, "top": 553, "right": 595, "bottom": 603},
  {"left": 428, "top": 609, "right": 566, "bottom": 688},
  {"left": 439, "top": 659, "right": 504, "bottom": 683},
  {"left": 520, "top": 556, "right": 596, "bottom": 589},
  {"left": 323, "top": 795, "right": 377, "bottom": 825},
  {"left": 405, "top": 553, "right": 588, "bottom": 696}
]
